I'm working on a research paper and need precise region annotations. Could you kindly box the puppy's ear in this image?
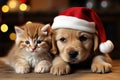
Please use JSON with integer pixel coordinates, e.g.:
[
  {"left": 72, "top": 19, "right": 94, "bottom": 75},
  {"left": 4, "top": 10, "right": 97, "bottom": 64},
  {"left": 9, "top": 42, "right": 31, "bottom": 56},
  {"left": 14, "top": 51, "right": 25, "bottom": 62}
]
[
  {"left": 93, "top": 34, "right": 99, "bottom": 52},
  {"left": 93, "top": 34, "right": 112, "bottom": 63},
  {"left": 50, "top": 31, "right": 58, "bottom": 55}
]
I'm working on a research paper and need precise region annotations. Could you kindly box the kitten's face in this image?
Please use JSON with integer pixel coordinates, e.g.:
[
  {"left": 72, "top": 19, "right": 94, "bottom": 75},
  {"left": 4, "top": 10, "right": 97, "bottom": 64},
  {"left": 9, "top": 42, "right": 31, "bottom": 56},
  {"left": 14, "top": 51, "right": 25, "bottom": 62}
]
[{"left": 15, "top": 23, "right": 52, "bottom": 54}]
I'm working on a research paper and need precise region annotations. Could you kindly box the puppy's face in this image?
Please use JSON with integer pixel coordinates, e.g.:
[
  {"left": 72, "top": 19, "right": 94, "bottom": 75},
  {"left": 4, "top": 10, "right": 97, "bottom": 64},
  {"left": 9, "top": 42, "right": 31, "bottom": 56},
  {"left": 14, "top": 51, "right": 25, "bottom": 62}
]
[{"left": 53, "top": 29, "right": 95, "bottom": 64}]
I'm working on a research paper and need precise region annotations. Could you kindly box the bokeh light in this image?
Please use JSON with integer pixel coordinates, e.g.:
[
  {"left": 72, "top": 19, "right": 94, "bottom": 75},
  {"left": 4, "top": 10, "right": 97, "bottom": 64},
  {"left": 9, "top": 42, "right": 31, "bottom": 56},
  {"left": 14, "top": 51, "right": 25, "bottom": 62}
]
[
  {"left": 9, "top": 33, "right": 16, "bottom": 40},
  {"left": 2, "top": 5, "right": 9, "bottom": 13},
  {"left": 7, "top": 0, "right": 20, "bottom": 11},
  {"left": 101, "top": 1, "right": 108, "bottom": 8},
  {"left": 26, "top": 21, "right": 32, "bottom": 24},
  {"left": 8, "top": 0, "right": 18, "bottom": 9},
  {"left": 19, "top": 3, "right": 27, "bottom": 11},
  {"left": 86, "top": 2, "right": 93, "bottom": 8},
  {"left": 0, "top": 24, "right": 8, "bottom": 32}
]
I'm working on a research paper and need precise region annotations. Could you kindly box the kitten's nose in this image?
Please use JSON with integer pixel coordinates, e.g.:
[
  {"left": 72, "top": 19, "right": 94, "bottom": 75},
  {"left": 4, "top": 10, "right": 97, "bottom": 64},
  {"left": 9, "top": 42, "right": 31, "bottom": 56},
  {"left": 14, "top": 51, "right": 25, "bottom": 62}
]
[
  {"left": 32, "top": 47, "right": 36, "bottom": 51},
  {"left": 68, "top": 50, "right": 78, "bottom": 58}
]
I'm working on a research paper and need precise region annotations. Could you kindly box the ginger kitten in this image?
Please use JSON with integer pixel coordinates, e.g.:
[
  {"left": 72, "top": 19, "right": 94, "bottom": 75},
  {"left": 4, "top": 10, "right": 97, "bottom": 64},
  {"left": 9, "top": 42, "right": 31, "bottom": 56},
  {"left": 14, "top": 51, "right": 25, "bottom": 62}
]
[{"left": 1, "top": 23, "right": 52, "bottom": 74}]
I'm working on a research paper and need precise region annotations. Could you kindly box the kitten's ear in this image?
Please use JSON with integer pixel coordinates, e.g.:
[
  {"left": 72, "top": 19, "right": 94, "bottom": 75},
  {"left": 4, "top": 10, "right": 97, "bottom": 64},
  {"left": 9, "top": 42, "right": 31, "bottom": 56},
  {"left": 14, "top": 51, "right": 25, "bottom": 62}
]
[
  {"left": 14, "top": 26, "right": 24, "bottom": 34},
  {"left": 41, "top": 24, "right": 51, "bottom": 35}
]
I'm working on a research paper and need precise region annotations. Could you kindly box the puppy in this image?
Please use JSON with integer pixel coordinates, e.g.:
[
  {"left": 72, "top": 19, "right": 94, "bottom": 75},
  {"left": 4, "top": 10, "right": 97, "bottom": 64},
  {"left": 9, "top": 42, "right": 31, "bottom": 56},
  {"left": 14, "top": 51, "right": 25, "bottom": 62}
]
[{"left": 50, "top": 28, "right": 112, "bottom": 75}]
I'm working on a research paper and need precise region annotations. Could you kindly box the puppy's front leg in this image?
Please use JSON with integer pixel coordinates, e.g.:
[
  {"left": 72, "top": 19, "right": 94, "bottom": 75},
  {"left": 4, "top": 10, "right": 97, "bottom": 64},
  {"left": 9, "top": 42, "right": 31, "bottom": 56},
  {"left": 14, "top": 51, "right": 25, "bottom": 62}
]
[
  {"left": 50, "top": 56, "right": 71, "bottom": 75},
  {"left": 91, "top": 55, "right": 112, "bottom": 73}
]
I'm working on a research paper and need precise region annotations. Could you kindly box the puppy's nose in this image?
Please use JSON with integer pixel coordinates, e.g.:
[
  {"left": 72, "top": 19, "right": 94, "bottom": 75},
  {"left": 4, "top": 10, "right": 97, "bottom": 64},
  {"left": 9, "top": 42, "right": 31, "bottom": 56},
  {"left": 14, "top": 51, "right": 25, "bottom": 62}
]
[{"left": 69, "top": 51, "right": 78, "bottom": 58}]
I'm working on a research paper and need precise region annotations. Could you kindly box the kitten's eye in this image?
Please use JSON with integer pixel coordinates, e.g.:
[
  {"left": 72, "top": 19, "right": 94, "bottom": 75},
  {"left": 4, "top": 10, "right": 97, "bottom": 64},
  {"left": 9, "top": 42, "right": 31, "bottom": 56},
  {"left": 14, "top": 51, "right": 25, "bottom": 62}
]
[
  {"left": 37, "top": 40, "right": 42, "bottom": 44},
  {"left": 25, "top": 40, "right": 30, "bottom": 44},
  {"left": 79, "top": 35, "right": 88, "bottom": 42},
  {"left": 59, "top": 37, "right": 66, "bottom": 42}
]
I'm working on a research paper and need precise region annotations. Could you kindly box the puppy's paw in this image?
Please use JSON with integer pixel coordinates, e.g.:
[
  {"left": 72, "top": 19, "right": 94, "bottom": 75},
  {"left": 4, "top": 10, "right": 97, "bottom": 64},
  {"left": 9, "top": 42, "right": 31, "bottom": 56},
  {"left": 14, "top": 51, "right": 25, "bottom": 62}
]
[
  {"left": 34, "top": 60, "right": 51, "bottom": 73},
  {"left": 50, "top": 63, "right": 71, "bottom": 75},
  {"left": 91, "top": 62, "right": 112, "bottom": 73},
  {"left": 15, "top": 64, "right": 30, "bottom": 74}
]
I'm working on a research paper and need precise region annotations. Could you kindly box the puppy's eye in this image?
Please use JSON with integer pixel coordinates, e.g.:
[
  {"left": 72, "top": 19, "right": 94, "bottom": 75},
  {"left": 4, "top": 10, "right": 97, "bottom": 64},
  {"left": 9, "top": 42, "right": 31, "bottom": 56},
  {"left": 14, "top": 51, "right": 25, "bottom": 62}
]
[
  {"left": 79, "top": 35, "right": 88, "bottom": 42},
  {"left": 60, "top": 37, "right": 66, "bottom": 42},
  {"left": 25, "top": 40, "right": 30, "bottom": 44}
]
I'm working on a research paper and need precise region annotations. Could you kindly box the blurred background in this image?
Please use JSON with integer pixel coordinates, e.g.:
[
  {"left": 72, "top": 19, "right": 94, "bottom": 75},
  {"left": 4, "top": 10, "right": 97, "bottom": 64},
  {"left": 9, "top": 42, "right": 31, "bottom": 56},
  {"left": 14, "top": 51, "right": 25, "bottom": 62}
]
[{"left": 0, "top": 0, "right": 120, "bottom": 59}]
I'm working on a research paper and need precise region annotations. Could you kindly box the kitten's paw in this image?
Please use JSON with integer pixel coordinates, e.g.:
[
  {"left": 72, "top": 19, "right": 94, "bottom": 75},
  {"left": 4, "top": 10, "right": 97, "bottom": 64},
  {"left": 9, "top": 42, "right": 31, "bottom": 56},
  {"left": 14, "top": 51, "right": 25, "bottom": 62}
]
[
  {"left": 50, "top": 63, "right": 71, "bottom": 75},
  {"left": 91, "top": 62, "right": 112, "bottom": 73},
  {"left": 34, "top": 60, "right": 51, "bottom": 73},
  {"left": 15, "top": 64, "right": 30, "bottom": 74}
]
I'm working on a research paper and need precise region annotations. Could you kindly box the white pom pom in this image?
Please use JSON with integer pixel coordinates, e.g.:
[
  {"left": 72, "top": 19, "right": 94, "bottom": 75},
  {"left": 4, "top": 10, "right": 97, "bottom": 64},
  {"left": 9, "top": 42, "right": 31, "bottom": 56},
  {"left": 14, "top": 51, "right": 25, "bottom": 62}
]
[{"left": 99, "top": 40, "right": 114, "bottom": 53}]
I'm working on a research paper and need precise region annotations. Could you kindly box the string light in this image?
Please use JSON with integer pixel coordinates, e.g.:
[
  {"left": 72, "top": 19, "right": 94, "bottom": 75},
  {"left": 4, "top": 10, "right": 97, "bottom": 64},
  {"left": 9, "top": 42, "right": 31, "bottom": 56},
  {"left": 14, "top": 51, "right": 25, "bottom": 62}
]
[
  {"left": 0, "top": 24, "right": 8, "bottom": 33},
  {"left": 2, "top": 5, "right": 9, "bottom": 13},
  {"left": 9, "top": 33, "right": 16, "bottom": 40},
  {"left": 19, "top": 3, "right": 28, "bottom": 11}
]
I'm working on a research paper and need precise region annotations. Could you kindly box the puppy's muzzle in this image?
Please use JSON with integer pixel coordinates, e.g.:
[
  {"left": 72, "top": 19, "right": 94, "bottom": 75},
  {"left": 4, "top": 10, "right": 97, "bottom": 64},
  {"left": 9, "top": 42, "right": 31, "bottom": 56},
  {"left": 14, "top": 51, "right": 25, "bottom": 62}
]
[{"left": 68, "top": 50, "right": 78, "bottom": 58}]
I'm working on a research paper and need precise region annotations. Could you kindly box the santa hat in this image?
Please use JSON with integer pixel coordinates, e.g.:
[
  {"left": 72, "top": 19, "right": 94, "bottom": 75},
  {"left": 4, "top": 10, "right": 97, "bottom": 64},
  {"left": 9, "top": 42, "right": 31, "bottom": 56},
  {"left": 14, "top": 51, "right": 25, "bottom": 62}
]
[{"left": 52, "top": 7, "right": 114, "bottom": 53}]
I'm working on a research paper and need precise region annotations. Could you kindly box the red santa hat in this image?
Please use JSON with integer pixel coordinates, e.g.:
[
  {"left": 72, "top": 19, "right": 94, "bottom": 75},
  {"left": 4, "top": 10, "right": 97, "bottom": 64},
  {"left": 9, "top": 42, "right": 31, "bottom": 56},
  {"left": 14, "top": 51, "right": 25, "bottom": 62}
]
[{"left": 52, "top": 7, "right": 114, "bottom": 53}]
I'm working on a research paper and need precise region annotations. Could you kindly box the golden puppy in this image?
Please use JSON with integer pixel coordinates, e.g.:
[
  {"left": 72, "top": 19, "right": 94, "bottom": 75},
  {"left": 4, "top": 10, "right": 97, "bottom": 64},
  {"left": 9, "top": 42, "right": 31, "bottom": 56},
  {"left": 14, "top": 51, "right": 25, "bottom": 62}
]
[{"left": 50, "top": 28, "right": 112, "bottom": 75}]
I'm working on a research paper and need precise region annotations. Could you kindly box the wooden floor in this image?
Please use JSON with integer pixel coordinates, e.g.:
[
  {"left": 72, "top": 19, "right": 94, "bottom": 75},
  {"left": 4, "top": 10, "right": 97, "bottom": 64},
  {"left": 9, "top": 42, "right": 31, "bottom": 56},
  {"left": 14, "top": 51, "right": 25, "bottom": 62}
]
[{"left": 0, "top": 60, "right": 120, "bottom": 80}]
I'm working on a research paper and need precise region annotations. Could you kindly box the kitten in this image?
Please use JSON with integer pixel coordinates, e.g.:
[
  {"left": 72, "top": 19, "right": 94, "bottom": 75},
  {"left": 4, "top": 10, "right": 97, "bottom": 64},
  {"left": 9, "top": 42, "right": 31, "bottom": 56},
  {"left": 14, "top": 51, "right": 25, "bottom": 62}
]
[{"left": 0, "top": 23, "right": 53, "bottom": 74}]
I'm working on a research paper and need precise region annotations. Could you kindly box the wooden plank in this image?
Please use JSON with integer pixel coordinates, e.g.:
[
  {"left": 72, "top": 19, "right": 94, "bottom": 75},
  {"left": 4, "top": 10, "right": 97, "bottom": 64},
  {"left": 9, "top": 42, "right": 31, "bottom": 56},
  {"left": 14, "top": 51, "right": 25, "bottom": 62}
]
[{"left": 0, "top": 60, "right": 120, "bottom": 80}]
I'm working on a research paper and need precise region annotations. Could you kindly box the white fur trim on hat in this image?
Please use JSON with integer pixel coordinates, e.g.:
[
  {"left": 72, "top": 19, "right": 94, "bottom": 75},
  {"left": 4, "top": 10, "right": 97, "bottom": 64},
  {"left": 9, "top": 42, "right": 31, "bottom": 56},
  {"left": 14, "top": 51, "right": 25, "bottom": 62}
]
[
  {"left": 52, "top": 16, "right": 96, "bottom": 33},
  {"left": 99, "top": 40, "right": 114, "bottom": 53}
]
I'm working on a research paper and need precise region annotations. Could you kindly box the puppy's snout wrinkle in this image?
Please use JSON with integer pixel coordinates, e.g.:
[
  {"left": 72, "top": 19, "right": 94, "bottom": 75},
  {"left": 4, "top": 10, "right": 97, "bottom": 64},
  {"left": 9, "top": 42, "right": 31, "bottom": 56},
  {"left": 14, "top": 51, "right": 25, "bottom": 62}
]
[{"left": 68, "top": 50, "right": 78, "bottom": 58}]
